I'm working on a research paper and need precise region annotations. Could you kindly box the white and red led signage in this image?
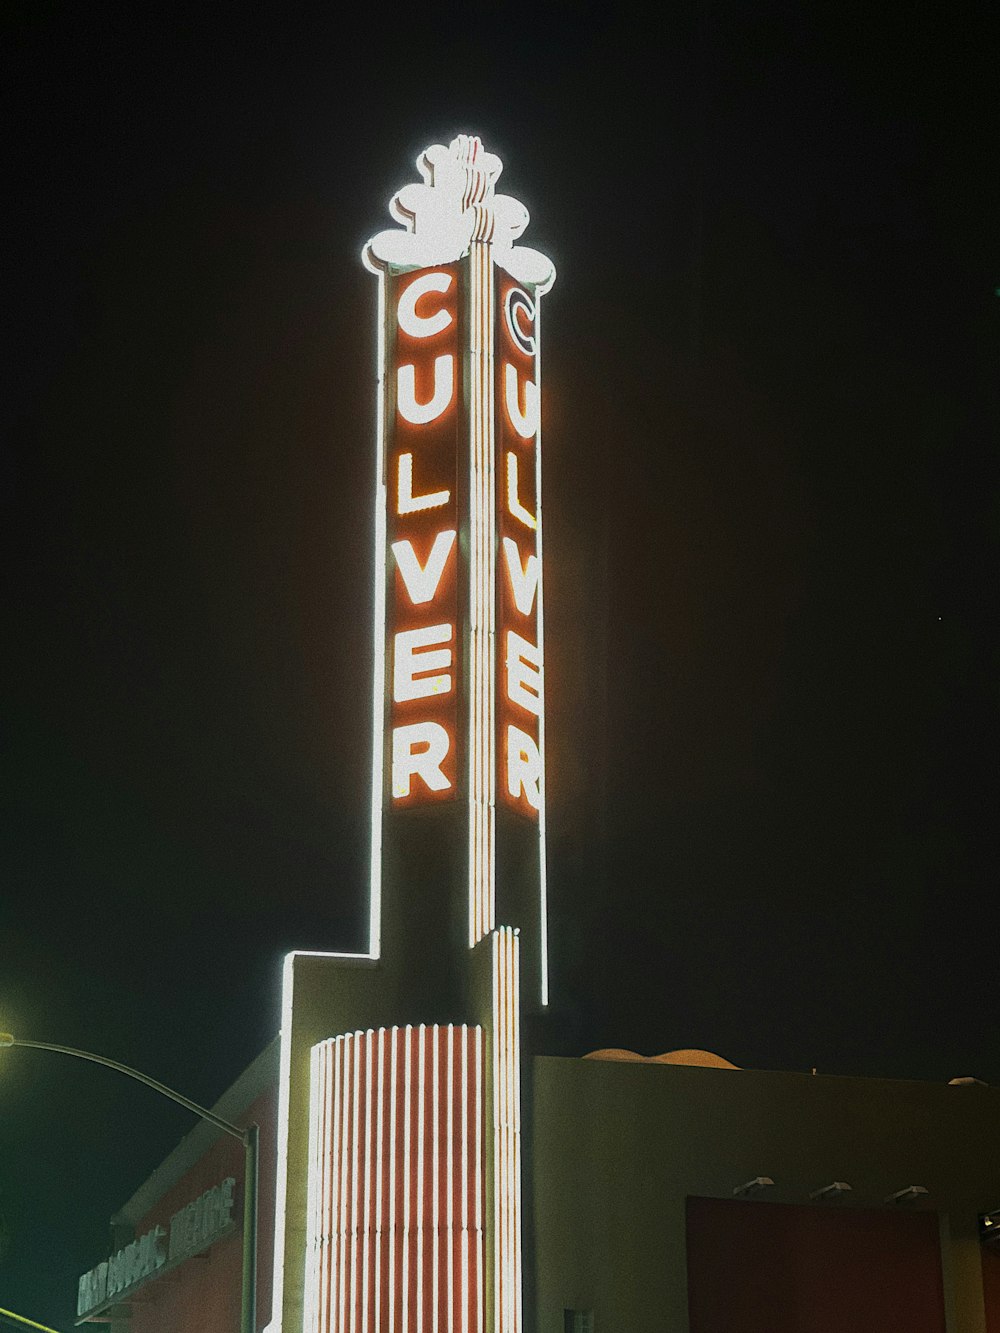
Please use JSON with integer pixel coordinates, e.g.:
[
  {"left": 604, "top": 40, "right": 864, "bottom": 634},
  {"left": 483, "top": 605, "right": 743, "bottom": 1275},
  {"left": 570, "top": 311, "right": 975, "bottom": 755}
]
[
  {"left": 496, "top": 271, "right": 543, "bottom": 822},
  {"left": 364, "top": 135, "right": 555, "bottom": 988},
  {"left": 385, "top": 263, "right": 462, "bottom": 806}
]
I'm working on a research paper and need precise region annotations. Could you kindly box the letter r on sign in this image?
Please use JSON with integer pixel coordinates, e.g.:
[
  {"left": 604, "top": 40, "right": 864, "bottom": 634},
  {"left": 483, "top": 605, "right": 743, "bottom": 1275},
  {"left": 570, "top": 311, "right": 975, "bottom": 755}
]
[
  {"left": 392, "top": 722, "right": 452, "bottom": 798},
  {"left": 507, "top": 724, "right": 541, "bottom": 810}
]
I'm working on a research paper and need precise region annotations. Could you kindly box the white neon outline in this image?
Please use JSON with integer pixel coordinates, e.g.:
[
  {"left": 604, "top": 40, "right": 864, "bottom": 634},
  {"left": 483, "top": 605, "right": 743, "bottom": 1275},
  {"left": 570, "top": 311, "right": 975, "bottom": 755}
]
[
  {"left": 335, "top": 1042, "right": 342, "bottom": 1333},
  {"left": 397, "top": 355, "right": 455, "bottom": 425},
  {"left": 392, "top": 530, "right": 457, "bottom": 605},
  {"left": 534, "top": 297, "right": 550, "bottom": 1006},
  {"left": 402, "top": 1027, "right": 412, "bottom": 1333},
  {"left": 398, "top": 271, "right": 454, "bottom": 340},
  {"left": 461, "top": 1024, "right": 469, "bottom": 1333},
  {"left": 500, "top": 538, "right": 539, "bottom": 618},
  {"left": 484, "top": 929, "right": 523, "bottom": 1333},
  {"left": 303, "top": 1041, "right": 322, "bottom": 1333},
  {"left": 416, "top": 1024, "right": 426, "bottom": 1333},
  {"left": 503, "top": 287, "right": 536, "bottom": 357},
  {"left": 505, "top": 453, "right": 536, "bottom": 531},
  {"left": 335, "top": 1039, "right": 342, "bottom": 1333},
  {"left": 351, "top": 1034, "right": 361, "bottom": 1333},
  {"left": 512, "top": 935, "right": 522, "bottom": 1333},
  {"left": 397, "top": 453, "right": 451, "bottom": 515},
  {"left": 503, "top": 363, "right": 538, "bottom": 440},
  {"left": 337, "top": 1037, "right": 350, "bottom": 1333},
  {"left": 450, "top": 1029, "right": 458, "bottom": 1333},
  {"left": 491, "top": 934, "right": 501, "bottom": 1333},
  {"left": 368, "top": 272, "right": 387, "bottom": 964},
  {"left": 269, "top": 953, "right": 378, "bottom": 1333},
  {"left": 468, "top": 241, "right": 497, "bottom": 949},
  {"left": 475, "top": 1024, "right": 483, "bottom": 1333},
  {"left": 393, "top": 624, "right": 454, "bottom": 703},
  {"left": 432, "top": 1024, "right": 440, "bottom": 1333},
  {"left": 389, "top": 1027, "right": 398, "bottom": 1333},
  {"left": 267, "top": 953, "right": 301, "bottom": 1333},
  {"left": 374, "top": 1028, "right": 385, "bottom": 1333},
  {"left": 362, "top": 1029, "right": 374, "bottom": 1333}
]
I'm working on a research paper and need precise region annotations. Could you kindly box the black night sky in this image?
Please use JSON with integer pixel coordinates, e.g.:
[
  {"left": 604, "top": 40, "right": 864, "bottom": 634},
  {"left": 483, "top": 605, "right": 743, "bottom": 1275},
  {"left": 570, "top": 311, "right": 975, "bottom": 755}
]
[{"left": 3, "top": 5, "right": 997, "bottom": 1325}]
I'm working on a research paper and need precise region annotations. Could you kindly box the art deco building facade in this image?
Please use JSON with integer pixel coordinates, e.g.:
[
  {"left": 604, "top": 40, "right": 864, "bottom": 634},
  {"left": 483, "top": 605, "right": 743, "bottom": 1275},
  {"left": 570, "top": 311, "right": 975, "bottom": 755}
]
[{"left": 75, "top": 138, "right": 1000, "bottom": 1333}]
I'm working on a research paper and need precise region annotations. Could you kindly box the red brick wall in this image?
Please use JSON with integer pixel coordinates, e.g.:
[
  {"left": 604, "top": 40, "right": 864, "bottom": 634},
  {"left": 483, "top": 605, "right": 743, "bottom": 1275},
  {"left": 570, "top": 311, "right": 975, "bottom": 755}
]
[
  {"left": 128, "top": 1084, "right": 276, "bottom": 1333},
  {"left": 687, "top": 1196, "right": 946, "bottom": 1333}
]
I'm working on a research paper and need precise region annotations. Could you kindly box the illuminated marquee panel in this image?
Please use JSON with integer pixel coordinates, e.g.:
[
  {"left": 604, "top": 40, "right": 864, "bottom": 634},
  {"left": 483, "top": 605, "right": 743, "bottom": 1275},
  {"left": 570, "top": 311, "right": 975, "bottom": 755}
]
[
  {"left": 385, "top": 265, "right": 463, "bottom": 807},
  {"left": 305, "top": 1024, "right": 484, "bottom": 1333}
]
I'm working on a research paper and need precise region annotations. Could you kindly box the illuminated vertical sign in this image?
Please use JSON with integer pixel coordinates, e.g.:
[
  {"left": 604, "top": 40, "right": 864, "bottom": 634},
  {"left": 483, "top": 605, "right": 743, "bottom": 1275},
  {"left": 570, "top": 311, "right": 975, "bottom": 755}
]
[
  {"left": 364, "top": 136, "right": 555, "bottom": 996},
  {"left": 386, "top": 265, "right": 462, "bottom": 806},
  {"left": 495, "top": 276, "right": 542, "bottom": 822}
]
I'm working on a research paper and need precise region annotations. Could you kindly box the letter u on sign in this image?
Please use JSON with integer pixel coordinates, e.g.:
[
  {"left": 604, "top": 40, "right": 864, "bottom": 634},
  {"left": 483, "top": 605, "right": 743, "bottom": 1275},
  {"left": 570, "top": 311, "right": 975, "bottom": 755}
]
[{"left": 398, "top": 356, "right": 454, "bottom": 424}]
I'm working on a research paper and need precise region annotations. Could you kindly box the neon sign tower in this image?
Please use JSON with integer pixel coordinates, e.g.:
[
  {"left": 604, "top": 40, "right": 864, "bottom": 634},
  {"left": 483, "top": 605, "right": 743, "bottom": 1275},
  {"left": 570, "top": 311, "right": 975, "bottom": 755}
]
[
  {"left": 363, "top": 134, "right": 554, "bottom": 1000},
  {"left": 267, "top": 136, "right": 554, "bottom": 1333}
]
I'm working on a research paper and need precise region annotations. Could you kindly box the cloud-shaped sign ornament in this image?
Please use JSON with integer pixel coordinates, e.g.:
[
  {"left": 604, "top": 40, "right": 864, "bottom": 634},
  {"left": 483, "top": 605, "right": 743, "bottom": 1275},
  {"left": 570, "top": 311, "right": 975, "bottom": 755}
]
[{"left": 363, "top": 134, "right": 555, "bottom": 292}]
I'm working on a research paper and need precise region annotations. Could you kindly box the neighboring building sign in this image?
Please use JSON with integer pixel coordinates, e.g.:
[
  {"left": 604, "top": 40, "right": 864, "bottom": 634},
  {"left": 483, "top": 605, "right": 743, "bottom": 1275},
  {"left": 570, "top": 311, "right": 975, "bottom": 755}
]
[{"left": 76, "top": 1176, "right": 235, "bottom": 1317}]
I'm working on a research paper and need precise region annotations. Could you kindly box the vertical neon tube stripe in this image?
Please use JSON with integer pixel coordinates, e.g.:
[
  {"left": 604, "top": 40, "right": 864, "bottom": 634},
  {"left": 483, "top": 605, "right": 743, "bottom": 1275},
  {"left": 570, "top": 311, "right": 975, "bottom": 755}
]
[
  {"left": 432, "top": 1025, "right": 440, "bottom": 1332},
  {"left": 450, "top": 1023, "right": 458, "bottom": 1333},
  {"left": 534, "top": 295, "right": 549, "bottom": 1007},
  {"left": 374, "top": 1028, "right": 385, "bottom": 1333},
  {"left": 490, "top": 929, "right": 521, "bottom": 1333},
  {"left": 466, "top": 1029, "right": 474, "bottom": 1333},
  {"left": 402, "top": 1027, "right": 412, "bottom": 1333},
  {"left": 306, "top": 1026, "right": 484, "bottom": 1333},
  {"left": 368, "top": 274, "right": 387, "bottom": 960},
  {"left": 362, "top": 1030, "right": 373, "bottom": 1333},
  {"left": 304, "top": 1042, "right": 321, "bottom": 1333},
  {"left": 389, "top": 1027, "right": 398, "bottom": 1333},
  {"left": 339, "top": 1038, "right": 351, "bottom": 1333},
  {"left": 477, "top": 1013, "right": 485, "bottom": 1333},
  {"left": 469, "top": 241, "right": 496, "bottom": 947}
]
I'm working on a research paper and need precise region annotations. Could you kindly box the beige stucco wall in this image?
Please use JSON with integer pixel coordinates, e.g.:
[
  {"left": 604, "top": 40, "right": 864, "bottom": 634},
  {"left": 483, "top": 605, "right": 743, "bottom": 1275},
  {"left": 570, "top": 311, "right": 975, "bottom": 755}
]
[{"left": 531, "top": 1057, "right": 999, "bottom": 1333}]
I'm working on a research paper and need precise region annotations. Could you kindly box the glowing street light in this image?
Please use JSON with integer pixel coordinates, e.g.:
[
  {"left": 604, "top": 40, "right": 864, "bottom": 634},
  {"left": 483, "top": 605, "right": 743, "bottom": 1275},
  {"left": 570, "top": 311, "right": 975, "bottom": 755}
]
[{"left": 0, "top": 1033, "right": 258, "bottom": 1333}]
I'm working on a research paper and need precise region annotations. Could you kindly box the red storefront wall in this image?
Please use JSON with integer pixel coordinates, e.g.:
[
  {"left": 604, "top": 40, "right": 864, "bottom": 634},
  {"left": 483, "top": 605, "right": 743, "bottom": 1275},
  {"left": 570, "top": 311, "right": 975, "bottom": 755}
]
[
  {"left": 128, "top": 1085, "right": 276, "bottom": 1333},
  {"left": 687, "top": 1196, "right": 946, "bottom": 1333},
  {"left": 984, "top": 1249, "right": 1000, "bottom": 1333}
]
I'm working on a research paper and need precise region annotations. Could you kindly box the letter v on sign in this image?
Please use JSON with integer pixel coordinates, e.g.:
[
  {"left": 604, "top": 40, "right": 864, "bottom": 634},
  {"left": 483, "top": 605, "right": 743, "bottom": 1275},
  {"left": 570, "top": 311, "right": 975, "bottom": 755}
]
[
  {"left": 502, "top": 536, "right": 540, "bottom": 616},
  {"left": 391, "top": 530, "right": 457, "bottom": 605}
]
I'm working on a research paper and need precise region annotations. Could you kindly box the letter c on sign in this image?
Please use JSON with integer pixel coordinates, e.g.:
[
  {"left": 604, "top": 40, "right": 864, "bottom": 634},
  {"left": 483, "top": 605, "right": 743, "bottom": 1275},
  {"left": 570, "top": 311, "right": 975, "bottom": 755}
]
[
  {"left": 398, "top": 271, "right": 454, "bottom": 339},
  {"left": 504, "top": 286, "right": 536, "bottom": 356}
]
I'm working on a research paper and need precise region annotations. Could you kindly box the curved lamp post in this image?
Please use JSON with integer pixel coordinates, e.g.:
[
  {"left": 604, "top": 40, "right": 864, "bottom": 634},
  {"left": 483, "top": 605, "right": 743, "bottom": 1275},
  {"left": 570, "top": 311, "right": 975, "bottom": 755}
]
[
  {"left": 0, "top": 1307, "right": 63, "bottom": 1333},
  {"left": 0, "top": 1034, "right": 257, "bottom": 1333}
]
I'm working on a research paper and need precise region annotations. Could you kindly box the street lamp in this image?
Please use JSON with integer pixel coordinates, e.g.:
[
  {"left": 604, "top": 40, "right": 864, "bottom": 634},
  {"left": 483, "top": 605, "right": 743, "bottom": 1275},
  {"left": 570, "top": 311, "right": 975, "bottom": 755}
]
[{"left": 0, "top": 1033, "right": 258, "bottom": 1333}]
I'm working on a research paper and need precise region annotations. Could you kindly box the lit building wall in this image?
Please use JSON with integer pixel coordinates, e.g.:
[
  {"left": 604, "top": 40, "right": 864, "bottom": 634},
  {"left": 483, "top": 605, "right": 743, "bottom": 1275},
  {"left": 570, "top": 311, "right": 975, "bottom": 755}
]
[{"left": 531, "top": 1056, "right": 999, "bottom": 1333}]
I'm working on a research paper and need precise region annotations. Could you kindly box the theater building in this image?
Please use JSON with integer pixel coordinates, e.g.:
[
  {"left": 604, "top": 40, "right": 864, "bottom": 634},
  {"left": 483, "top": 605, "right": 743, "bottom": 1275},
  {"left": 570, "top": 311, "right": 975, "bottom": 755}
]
[{"left": 75, "top": 137, "right": 1000, "bottom": 1333}]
